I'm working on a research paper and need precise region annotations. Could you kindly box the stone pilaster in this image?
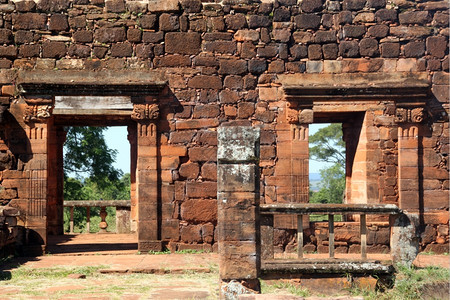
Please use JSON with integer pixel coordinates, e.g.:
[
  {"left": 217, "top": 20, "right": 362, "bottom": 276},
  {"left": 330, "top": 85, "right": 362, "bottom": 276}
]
[
  {"left": 133, "top": 103, "right": 162, "bottom": 252},
  {"left": 217, "top": 126, "right": 261, "bottom": 296}
]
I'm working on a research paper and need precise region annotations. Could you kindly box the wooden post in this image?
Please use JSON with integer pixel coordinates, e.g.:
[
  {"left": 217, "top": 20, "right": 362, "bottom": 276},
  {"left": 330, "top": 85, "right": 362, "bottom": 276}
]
[
  {"left": 69, "top": 207, "right": 74, "bottom": 234},
  {"left": 297, "top": 214, "right": 304, "bottom": 259},
  {"left": 360, "top": 214, "right": 367, "bottom": 260},
  {"left": 86, "top": 207, "right": 91, "bottom": 234},
  {"left": 328, "top": 214, "right": 334, "bottom": 258}
]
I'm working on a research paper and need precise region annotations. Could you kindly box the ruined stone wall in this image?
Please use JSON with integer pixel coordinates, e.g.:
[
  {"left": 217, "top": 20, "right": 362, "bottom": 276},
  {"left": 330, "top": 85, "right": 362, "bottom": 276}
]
[{"left": 0, "top": 0, "right": 447, "bottom": 252}]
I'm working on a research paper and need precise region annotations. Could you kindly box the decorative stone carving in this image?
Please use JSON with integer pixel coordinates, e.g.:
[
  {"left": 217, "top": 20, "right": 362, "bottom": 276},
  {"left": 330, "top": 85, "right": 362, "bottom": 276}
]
[
  {"left": 299, "top": 109, "right": 314, "bottom": 124},
  {"left": 395, "top": 107, "right": 425, "bottom": 123},
  {"left": 23, "top": 104, "right": 53, "bottom": 123},
  {"left": 131, "top": 103, "right": 159, "bottom": 120},
  {"left": 410, "top": 108, "right": 424, "bottom": 123}
]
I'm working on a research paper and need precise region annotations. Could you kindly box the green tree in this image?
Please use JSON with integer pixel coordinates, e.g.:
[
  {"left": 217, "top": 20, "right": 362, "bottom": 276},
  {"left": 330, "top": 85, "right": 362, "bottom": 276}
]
[
  {"left": 63, "top": 127, "right": 130, "bottom": 232},
  {"left": 64, "top": 126, "right": 122, "bottom": 190},
  {"left": 310, "top": 124, "right": 346, "bottom": 204}
]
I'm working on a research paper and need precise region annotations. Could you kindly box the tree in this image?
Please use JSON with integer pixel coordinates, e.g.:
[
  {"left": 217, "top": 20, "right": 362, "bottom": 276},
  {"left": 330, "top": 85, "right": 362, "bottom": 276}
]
[
  {"left": 64, "top": 126, "right": 123, "bottom": 192},
  {"left": 309, "top": 124, "right": 346, "bottom": 204},
  {"left": 63, "top": 126, "right": 130, "bottom": 232}
]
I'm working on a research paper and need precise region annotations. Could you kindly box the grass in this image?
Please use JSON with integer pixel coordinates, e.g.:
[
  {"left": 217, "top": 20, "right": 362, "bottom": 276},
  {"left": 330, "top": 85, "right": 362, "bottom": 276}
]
[
  {"left": 0, "top": 265, "right": 219, "bottom": 299},
  {"left": 349, "top": 265, "right": 450, "bottom": 300},
  {"left": 261, "top": 280, "right": 310, "bottom": 297}
]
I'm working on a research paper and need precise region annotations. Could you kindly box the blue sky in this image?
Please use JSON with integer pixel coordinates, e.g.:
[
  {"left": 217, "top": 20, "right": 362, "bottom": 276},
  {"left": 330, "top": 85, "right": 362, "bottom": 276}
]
[{"left": 103, "top": 124, "right": 332, "bottom": 175}]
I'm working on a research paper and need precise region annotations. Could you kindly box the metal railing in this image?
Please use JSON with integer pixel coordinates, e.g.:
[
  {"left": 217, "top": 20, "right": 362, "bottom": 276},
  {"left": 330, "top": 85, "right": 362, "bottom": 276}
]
[
  {"left": 64, "top": 200, "right": 131, "bottom": 234},
  {"left": 260, "top": 203, "right": 402, "bottom": 261}
]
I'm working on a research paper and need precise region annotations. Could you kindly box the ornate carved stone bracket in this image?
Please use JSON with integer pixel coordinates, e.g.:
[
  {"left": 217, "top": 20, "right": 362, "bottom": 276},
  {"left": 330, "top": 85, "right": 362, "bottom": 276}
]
[
  {"left": 395, "top": 107, "right": 425, "bottom": 123},
  {"left": 23, "top": 96, "right": 54, "bottom": 123},
  {"left": 131, "top": 103, "right": 159, "bottom": 121},
  {"left": 286, "top": 102, "right": 313, "bottom": 124}
]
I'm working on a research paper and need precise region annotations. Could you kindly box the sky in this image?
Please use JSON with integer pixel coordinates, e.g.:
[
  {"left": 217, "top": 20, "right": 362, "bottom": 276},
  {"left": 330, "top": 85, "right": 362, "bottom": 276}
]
[{"left": 102, "top": 124, "right": 333, "bottom": 175}]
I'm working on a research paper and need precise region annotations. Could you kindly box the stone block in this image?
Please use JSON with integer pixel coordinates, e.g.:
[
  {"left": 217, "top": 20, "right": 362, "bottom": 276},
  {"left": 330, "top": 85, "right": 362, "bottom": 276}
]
[
  {"left": 219, "top": 59, "right": 247, "bottom": 75},
  {"left": 339, "top": 41, "right": 359, "bottom": 58},
  {"left": 248, "top": 15, "right": 271, "bottom": 29},
  {"left": 301, "top": 0, "right": 323, "bottom": 13},
  {"left": 201, "top": 163, "right": 217, "bottom": 181},
  {"left": 186, "top": 182, "right": 217, "bottom": 198},
  {"left": 188, "top": 147, "right": 217, "bottom": 162},
  {"left": 203, "top": 41, "right": 237, "bottom": 54},
  {"left": 368, "top": 24, "right": 389, "bottom": 38},
  {"left": 195, "top": 131, "right": 217, "bottom": 146},
  {"left": 179, "top": 162, "right": 199, "bottom": 179},
  {"left": 95, "top": 27, "right": 126, "bottom": 43},
  {"left": 138, "top": 15, "right": 157, "bottom": 29},
  {"left": 343, "top": 0, "right": 366, "bottom": 10},
  {"left": 399, "top": 11, "right": 430, "bottom": 25},
  {"left": 308, "top": 44, "right": 323, "bottom": 60},
  {"left": 188, "top": 75, "right": 222, "bottom": 89},
  {"left": 360, "top": 38, "right": 379, "bottom": 57},
  {"left": 294, "top": 14, "right": 321, "bottom": 30},
  {"left": 225, "top": 14, "right": 247, "bottom": 30},
  {"left": 217, "top": 164, "right": 257, "bottom": 193},
  {"left": 176, "top": 119, "right": 219, "bottom": 130},
  {"left": 12, "top": 13, "right": 47, "bottom": 30},
  {"left": 217, "top": 127, "right": 260, "bottom": 163},
  {"left": 181, "top": 199, "right": 217, "bottom": 223},
  {"left": 154, "top": 55, "right": 191, "bottom": 67},
  {"left": 381, "top": 42, "right": 400, "bottom": 58},
  {"left": 404, "top": 41, "right": 425, "bottom": 58},
  {"left": 148, "top": 0, "right": 180, "bottom": 12},
  {"left": 426, "top": 36, "right": 447, "bottom": 58},
  {"left": 343, "top": 25, "right": 366, "bottom": 38},
  {"left": 159, "top": 13, "right": 179, "bottom": 32},
  {"left": 375, "top": 9, "right": 397, "bottom": 22},
  {"left": 165, "top": 32, "right": 201, "bottom": 55},
  {"left": 111, "top": 42, "right": 132, "bottom": 57},
  {"left": 42, "top": 42, "right": 66, "bottom": 58}
]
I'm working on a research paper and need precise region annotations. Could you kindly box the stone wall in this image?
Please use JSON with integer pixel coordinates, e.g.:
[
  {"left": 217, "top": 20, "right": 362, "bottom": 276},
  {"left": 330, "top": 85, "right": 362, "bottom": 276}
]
[{"left": 0, "top": 0, "right": 447, "bottom": 252}]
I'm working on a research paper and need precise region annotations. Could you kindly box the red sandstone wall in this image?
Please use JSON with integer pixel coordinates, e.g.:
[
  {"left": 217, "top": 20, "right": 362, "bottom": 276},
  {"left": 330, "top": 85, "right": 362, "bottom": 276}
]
[{"left": 0, "top": 0, "right": 447, "bottom": 252}]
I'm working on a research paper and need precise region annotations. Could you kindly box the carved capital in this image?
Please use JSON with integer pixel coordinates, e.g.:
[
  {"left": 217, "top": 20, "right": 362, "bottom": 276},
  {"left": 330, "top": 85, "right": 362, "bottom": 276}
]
[
  {"left": 395, "top": 107, "right": 425, "bottom": 123},
  {"left": 131, "top": 103, "right": 159, "bottom": 121},
  {"left": 23, "top": 104, "right": 53, "bottom": 123}
]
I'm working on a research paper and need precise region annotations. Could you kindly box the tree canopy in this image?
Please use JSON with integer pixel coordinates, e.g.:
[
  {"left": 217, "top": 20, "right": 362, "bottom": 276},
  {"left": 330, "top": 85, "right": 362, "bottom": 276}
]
[
  {"left": 63, "top": 126, "right": 130, "bottom": 201},
  {"left": 309, "top": 124, "right": 346, "bottom": 204}
]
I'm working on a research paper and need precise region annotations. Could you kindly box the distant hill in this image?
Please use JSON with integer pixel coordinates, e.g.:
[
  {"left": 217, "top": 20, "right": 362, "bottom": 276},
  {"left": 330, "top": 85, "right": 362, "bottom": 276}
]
[{"left": 309, "top": 173, "right": 321, "bottom": 192}]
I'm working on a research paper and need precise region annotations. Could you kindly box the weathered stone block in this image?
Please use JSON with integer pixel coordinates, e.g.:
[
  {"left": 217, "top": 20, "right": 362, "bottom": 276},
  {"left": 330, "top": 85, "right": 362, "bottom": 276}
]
[
  {"left": 159, "top": 13, "right": 179, "bottom": 32},
  {"left": 295, "top": 14, "right": 321, "bottom": 30},
  {"left": 426, "top": 36, "right": 447, "bottom": 58},
  {"left": 188, "top": 75, "right": 222, "bottom": 89},
  {"left": 219, "top": 59, "right": 247, "bottom": 75},
  {"left": 368, "top": 24, "right": 389, "bottom": 38},
  {"left": 42, "top": 42, "right": 66, "bottom": 58},
  {"left": 339, "top": 41, "right": 359, "bottom": 58},
  {"left": 12, "top": 13, "right": 47, "bottom": 30},
  {"left": 343, "top": 25, "right": 366, "bottom": 38},
  {"left": 273, "top": 7, "right": 291, "bottom": 22},
  {"left": 225, "top": 14, "right": 247, "bottom": 30},
  {"left": 95, "top": 27, "right": 126, "bottom": 43},
  {"left": 105, "top": 0, "right": 125, "bottom": 13},
  {"left": 73, "top": 30, "right": 93, "bottom": 43},
  {"left": 343, "top": 0, "right": 366, "bottom": 10},
  {"left": 181, "top": 199, "right": 217, "bottom": 223},
  {"left": 186, "top": 182, "right": 217, "bottom": 198},
  {"left": 399, "top": 11, "right": 430, "bottom": 25},
  {"left": 381, "top": 42, "right": 399, "bottom": 58},
  {"left": 248, "top": 15, "right": 271, "bottom": 29},
  {"left": 360, "top": 38, "right": 379, "bottom": 57},
  {"left": 323, "top": 44, "right": 339, "bottom": 60},
  {"left": 165, "top": 32, "right": 201, "bottom": 55},
  {"left": 404, "top": 41, "right": 425, "bottom": 58},
  {"left": 301, "top": 0, "right": 323, "bottom": 13},
  {"left": 148, "top": 0, "right": 179, "bottom": 12},
  {"left": 188, "top": 147, "right": 217, "bottom": 162},
  {"left": 217, "top": 127, "right": 260, "bottom": 163},
  {"left": 375, "top": 9, "right": 397, "bottom": 22}
]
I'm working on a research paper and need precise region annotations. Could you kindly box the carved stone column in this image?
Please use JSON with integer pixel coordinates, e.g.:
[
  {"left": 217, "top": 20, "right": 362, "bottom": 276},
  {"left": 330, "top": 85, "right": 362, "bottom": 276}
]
[
  {"left": 274, "top": 106, "right": 312, "bottom": 229},
  {"left": 22, "top": 95, "right": 54, "bottom": 253},
  {"left": 396, "top": 107, "right": 424, "bottom": 211},
  {"left": 127, "top": 125, "right": 138, "bottom": 232},
  {"left": 132, "top": 103, "right": 162, "bottom": 252}
]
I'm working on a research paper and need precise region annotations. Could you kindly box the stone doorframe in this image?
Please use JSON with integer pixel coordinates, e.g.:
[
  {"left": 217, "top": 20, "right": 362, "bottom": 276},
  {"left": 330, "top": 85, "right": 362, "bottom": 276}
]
[
  {"left": 277, "top": 72, "right": 430, "bottom": 209},
  {"left": 15, "top": 70, "right": 167, "bottom": 252}
]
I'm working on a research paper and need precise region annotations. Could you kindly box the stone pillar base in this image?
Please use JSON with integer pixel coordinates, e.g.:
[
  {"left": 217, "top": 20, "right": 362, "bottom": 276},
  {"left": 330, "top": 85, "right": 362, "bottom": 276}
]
[
  {"left": 138, "top": 240, "right": 163, "bottom": 253},
  {"left": 220, "top": 279, "right": 260, "bottom": 300}
]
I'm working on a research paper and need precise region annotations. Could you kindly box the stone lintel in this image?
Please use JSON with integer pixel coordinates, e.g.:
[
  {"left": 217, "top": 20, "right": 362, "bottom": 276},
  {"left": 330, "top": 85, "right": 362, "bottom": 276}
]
[
  {"left": 16, "top": 70, "right": 167, "bottom": 97},
  {"left": 281, "top": 72, "right": 430, "bottom": 102}
]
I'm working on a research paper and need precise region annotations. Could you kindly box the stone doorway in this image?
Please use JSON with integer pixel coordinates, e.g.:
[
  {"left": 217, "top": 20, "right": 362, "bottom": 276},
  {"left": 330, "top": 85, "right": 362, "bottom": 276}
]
[{"left": 11, "top": 70, "right": 166, "bottom": 254}]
